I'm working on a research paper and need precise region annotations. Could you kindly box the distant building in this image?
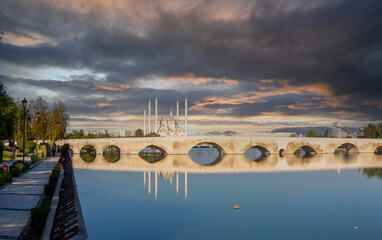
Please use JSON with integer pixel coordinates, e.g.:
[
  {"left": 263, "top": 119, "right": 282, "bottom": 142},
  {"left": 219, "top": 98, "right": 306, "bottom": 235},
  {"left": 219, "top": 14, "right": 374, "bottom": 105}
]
[
  {"left": 357, "top": 127, "right": 364, "bottom": 138},
  {"left": 332, "top": 120, "right": 356, "bottom": 138},
  {"left": 119, "top": 129, "right": 128, "bottom": 137},
  {"left": 84, "top": 130, "right": 90, "bottom": 136},
  {"left": 94, "top": 129, "right": 108, "bottom": 136}
]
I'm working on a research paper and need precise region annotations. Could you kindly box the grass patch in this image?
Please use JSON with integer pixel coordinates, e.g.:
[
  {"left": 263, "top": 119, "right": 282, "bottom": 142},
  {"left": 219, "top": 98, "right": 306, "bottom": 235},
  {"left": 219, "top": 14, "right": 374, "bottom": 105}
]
[{"left": 2, "top": 150, "right": 27, "bottom": 161}]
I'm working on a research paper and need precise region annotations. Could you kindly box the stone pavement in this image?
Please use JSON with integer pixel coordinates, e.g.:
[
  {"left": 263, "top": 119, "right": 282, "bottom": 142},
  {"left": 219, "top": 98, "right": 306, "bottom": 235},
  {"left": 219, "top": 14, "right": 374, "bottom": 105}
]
[{"left": 0, "top": 157, "right": 59, "bottom": 239}]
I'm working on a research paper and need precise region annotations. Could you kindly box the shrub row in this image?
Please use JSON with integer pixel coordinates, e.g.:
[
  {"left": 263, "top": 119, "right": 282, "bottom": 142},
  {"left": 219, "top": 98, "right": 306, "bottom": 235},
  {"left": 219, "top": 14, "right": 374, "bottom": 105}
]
[
  {"left": 37, "top": 142, "right": 56, "bottom": 159},
  {"left": 7, "top": 160, "right": 31, "bottom": 178},
  {"left": 31, "top": 153, "right": 39, "bottom": 163},
  {"left": 29, "top": 162, "right": 62, "bottom": 238},
  {"left": 0, "top": 160, "right": 30, "bottom": 185},
  {"left": 0, "top": 172, "right": 13, "bottom": 186}
]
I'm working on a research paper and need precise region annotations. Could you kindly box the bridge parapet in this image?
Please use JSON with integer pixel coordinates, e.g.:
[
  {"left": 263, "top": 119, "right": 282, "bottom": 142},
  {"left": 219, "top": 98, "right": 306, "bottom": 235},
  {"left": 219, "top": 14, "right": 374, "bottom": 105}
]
[{"left": 56, "top": 136, "right": 382, "bottom": 155}]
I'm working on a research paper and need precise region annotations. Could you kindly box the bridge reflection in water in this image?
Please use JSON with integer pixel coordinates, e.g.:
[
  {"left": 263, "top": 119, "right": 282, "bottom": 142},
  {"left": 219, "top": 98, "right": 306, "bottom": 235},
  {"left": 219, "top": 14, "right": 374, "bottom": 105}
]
[{"left": 72, "top": 153, "right": 382, "bottom": 200}]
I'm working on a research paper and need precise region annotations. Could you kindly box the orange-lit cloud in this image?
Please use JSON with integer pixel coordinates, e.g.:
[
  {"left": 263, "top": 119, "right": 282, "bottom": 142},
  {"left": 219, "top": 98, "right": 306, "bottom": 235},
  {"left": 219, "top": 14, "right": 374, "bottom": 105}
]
[
  {"left": 52, "top": 81, "right": 130, "bottom": 91},
  {"left": 190, "top": 80, "right": 355, "bottom": 112},
  {"left": 2, "top": 32, "right": 53, "bottom": 46},
  {"left": 168, "top": 74, "right": 239, "bottom": 85}
]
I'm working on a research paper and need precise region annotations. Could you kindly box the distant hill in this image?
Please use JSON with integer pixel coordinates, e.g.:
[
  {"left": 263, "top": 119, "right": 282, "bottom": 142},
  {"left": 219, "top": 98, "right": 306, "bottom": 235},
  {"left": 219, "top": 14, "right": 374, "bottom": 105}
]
[
  {"left": 271, "top": 127, "right": 359, "bottom": 136},
  {"left": 206, "top": 130, "right": 238, "bottom": 136}
]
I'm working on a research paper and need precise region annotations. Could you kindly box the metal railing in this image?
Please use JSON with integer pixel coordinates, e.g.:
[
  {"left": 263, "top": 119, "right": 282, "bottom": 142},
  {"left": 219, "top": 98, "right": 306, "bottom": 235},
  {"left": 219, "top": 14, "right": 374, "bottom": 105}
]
[{"left": 50, "top": 150, "right": 87, "bottom": 240}]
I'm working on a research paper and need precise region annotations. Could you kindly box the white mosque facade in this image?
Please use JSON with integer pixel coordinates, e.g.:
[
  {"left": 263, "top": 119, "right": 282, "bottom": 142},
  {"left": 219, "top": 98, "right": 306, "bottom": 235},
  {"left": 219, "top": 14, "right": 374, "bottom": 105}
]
[{"left": 143, "top": 98, "right": 188, "bottom": 137}]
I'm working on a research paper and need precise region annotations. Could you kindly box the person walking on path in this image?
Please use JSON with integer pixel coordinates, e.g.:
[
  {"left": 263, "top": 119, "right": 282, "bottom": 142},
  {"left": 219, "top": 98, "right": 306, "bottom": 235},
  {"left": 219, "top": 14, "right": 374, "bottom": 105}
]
[{"left": 52, "top": 145, "right": 56, "bottom": 156}]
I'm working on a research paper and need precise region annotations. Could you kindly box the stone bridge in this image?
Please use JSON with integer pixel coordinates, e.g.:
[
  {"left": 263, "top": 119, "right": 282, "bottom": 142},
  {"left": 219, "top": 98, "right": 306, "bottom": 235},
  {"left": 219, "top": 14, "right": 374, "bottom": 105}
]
[
  {"left": 71, "top": 153, "right": 382, "bottom": 173},
  {"left": 57, "top": 136, "right": 382, "bottom": 155}
]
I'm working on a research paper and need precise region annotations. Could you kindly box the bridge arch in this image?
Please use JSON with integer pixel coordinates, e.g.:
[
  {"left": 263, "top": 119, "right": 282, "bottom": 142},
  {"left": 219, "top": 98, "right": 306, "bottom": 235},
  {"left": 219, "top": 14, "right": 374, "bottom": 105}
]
[
  {"left": 375, "top": 146, "right": 382, "bottom": 155},
  {"left": 138, "top": 145, "right": 167, "bottom": 163},
  {"left": 294, "top": 145, "right": 317, "bottom": 157},
  {"left": 244, "top": 145, "right": 270, "bottom": 155},
  {"left": 188, "top": 142, "right": 226, "bottom": 155},
  {"left": 244, "top": 145, "right": 270, "bottom": 161},
  {"left": 139, "top": 145, "right": 167, "bottom": 155},
  {"left": 80, "top": 145, "right": 97, "bottom": 162},
  {"left": 103, "top": 145, "right": 121, "bottom": 163},
  {"left": 334, "top": 143, "right": 359, "bottom": 154}
]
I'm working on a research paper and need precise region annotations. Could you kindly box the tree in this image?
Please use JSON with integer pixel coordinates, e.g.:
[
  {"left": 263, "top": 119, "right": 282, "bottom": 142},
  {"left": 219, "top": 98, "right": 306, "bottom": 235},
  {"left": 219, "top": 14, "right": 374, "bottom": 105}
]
[
  {"left": 49, "top": 100, "right": 69, "bottom": 141},
  {"left": 324, "top": 129, "right": 329, "bottom": 137},
  {"left": 134, "top": 128, "right": 144, "bottom": 137},
  {"left": 290, "top": 133, "right": 297, "bottom": 137},
  {"left": 0, "top": 82, "right": 17, "bottom": 162},
  {"left": 306, "top": 130, "right": 318, "bottom": 137},
  {"left": 363, "top": 123, "right": 382, "bottom": 138},
  {"left": 145, "top": 132, "right": 160, "bottom": 137},
  {"left": 30, "top": 97, "right": 50, "bottom": 142}
]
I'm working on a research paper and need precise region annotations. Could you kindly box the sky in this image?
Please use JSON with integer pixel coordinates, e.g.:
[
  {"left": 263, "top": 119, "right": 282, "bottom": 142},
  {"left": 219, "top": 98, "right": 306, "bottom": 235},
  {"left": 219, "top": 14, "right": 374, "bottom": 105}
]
[{"left": 1, "top": 0, "right": 382, "bottom": 136}]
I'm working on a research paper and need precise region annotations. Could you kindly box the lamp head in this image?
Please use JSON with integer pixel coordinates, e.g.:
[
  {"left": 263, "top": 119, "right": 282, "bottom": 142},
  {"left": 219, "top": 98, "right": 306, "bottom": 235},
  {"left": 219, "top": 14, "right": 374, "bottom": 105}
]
[{"left": 22, "top": 98, "right": 27, "bottom": 108}]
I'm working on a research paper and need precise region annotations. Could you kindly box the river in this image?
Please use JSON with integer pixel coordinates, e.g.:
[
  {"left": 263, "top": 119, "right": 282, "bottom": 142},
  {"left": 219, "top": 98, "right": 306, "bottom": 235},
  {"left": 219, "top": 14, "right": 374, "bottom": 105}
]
[{"left": 73, "top": 150, "right": 382, "bottom": 239}]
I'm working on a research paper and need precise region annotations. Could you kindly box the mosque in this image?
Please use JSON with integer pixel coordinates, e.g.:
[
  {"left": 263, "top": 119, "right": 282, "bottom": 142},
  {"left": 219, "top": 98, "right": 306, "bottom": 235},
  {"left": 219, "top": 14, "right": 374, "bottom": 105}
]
[{"left": 143, "top": 98, "right": 188, "bottom": 137}]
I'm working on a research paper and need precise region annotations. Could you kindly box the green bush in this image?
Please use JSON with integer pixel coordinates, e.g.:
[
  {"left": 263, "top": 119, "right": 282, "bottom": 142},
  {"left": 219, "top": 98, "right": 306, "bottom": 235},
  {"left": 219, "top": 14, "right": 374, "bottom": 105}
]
[
  {"left": 39, "top": 143, "right": 52, "bottom": 157},
  {"left": 44, "top": 182, "right": 56, "bottom": 195},
  {"left": 23, "top": 162, "right": 30, "bottom": 170},
  {"left": 31, "top": 153, "right": 39, "bottom": 163},
  {"left": 0, "top": 144, "right": 3, "bottom": 163},
  {"left": 25, "top": 141, "right": 37, "bottom": 152},
  {"left": 13, "top": 162, "right": 24, "bottom": 172},
  {"left": 30, "top": 206, "right": 50, "bottom": 238},
  {"left": 37, "top": 144, "right": 48, "bottom": 157},
  {"left": 37, "top": 150, "right": 45, "bottom": 159},
  {"left": 0, "top": 172, "right": 13, "bottom": 182},
  {"left": 0, "top": 177, "right": 4, "bottom": 186},
  {"left": 9, "top": 166, "right": 20, "bottom": 177}
]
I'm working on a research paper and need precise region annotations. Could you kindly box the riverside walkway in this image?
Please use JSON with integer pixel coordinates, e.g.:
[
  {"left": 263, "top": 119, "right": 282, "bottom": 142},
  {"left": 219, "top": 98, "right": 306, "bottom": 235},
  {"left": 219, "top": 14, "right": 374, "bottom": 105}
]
[{"left": 0, "top": 157, "right": 59, "bottom": 239}]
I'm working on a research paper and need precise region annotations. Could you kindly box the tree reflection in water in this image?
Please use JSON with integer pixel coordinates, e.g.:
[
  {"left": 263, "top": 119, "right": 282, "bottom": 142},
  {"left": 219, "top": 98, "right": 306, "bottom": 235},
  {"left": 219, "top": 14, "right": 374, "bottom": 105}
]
[
  {"left": 362, "top": 168, "right": 382, "bottom": 179},
  {"left": 103, "top": 145, "right": 120, "bottom": 162},
  {"left": 80, "top": 145, "right": 96, "bottom": 162}
]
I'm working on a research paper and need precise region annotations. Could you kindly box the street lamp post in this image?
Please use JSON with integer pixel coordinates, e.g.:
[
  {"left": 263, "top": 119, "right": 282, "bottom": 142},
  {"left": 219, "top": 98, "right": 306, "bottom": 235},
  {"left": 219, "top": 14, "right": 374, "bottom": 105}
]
[
  {"left": 22, "top": 98, "right": 27, "bottom": 163},
  {"left": 43, "top": 118, "right": 47, "bottom": 143}
]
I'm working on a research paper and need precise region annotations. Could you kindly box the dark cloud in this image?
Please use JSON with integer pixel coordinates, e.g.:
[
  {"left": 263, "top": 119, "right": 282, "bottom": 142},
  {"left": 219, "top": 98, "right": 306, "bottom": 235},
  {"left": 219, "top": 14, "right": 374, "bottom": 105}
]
[{"left": 1, "top": 0, "right": 382, "bottom": 128}]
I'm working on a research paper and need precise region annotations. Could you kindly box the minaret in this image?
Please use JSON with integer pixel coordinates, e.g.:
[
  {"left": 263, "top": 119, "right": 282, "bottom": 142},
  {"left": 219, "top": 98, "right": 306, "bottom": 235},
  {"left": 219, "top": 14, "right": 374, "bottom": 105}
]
[
  {"left": 148, "top": 99, "right": 151, "bottom": 134},
  {"left": 176, "top": 99, "right": 179, "bottom": 121},
  {"left": 185, "top": 98, "right": 188, "bottom": 136},
  {"left": 155, "top": 97, "right": 158, "bottom": 133},
  {"left": 144, "top": 109, "right": 146, "bottom": 136}
]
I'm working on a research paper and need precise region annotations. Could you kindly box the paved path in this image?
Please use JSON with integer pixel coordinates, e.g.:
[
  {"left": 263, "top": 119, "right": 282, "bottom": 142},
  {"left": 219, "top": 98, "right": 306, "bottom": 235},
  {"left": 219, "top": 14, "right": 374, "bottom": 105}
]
[{"left": 0, "top": 157, "right": 59, "bottom": 239}]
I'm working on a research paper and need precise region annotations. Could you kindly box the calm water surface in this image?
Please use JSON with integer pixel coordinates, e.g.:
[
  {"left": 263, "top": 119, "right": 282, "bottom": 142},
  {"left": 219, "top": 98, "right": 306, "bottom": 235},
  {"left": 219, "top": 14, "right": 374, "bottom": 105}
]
[{"left": 74, "top": 152, "right": 382, "bottom": 240}]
